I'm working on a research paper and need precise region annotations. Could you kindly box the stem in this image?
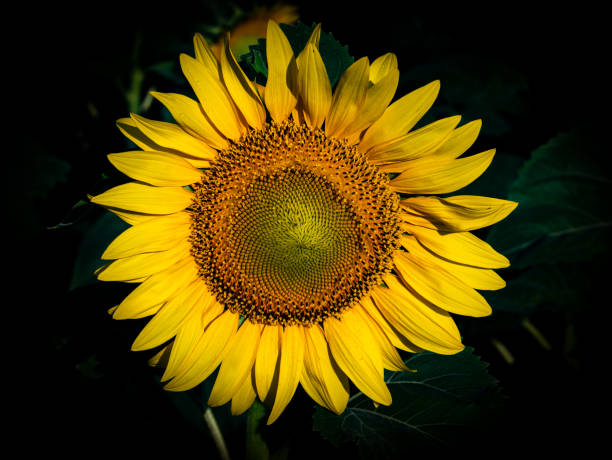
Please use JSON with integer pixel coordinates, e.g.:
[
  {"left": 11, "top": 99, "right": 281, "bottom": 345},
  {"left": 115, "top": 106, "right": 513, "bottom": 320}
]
[
  {"left": 203, "top": 407, "right": 231, "bottom": 460},
  {"left": 522, "top": 318, "right": 552, "bottom": 350},
  {"left": 490, "top": 337, "right": 515, "bottom": 365}
]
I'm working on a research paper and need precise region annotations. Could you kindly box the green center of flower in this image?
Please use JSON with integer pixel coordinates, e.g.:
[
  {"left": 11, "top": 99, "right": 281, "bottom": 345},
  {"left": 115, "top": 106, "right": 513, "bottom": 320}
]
[
  {"left": 231, "top": 167, "right": 361, "bottom": 302},
  {"left": 189, "top": 120, "right": 400, "bottom": 326}
]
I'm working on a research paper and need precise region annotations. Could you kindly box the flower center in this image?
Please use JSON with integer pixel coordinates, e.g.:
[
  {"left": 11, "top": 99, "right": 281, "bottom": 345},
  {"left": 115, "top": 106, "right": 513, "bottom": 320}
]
[{"left": 189, "top": 120, "right": 400, "bottom": 326}]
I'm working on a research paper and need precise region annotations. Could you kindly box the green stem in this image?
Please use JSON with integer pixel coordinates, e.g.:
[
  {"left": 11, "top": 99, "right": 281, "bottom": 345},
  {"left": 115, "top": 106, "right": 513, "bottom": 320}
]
[{"left": 203, "top": 407, "right": 231, "bottom": 460}]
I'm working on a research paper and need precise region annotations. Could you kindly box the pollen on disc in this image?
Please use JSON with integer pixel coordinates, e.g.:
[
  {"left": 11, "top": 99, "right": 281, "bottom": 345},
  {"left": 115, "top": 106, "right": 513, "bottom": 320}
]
[{"left": 189, "top": 120, "right": 400, "bottom": 327}]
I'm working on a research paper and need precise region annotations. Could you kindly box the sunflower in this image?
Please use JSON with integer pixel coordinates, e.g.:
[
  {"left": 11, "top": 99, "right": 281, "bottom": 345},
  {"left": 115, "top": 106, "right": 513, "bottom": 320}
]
[{"left": 91, "top": 21, "right": 517, "bottom": 424}]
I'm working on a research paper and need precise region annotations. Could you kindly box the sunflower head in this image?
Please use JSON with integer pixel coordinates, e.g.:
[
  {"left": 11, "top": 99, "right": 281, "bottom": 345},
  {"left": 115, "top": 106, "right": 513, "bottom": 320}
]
[{"left": 91, "top": 21, "right": 517, "bottom": 424}]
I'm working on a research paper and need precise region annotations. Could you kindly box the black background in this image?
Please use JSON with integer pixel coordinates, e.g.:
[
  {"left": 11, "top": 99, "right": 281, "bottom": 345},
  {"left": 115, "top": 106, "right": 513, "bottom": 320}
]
[{"left": 9, "top": 1, "right": 607, "bottom": 457}]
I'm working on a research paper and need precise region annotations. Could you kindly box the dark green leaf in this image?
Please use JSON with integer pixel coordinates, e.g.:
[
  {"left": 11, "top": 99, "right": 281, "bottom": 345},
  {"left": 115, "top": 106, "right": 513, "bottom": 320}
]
[
  {"left": 70, "top": 210, "right": 129, "bottom": 290},
  {"left": 240, "top": 39, "right": 269, "bottom": 85},
  {"left": 313, "top": 348, "right": 501, "bottom": 456},
  {"left": 280, "top": 22, "right": 353, "bottom": 88},
  {"left": 147, "top": 60, "right": 184, "bottom": 85},
  {"left": 240, "top": 22, "right": 354, "bottom": 88},
  {"left": 487, "top": 128, "right": 612, "bottom": 268},
  {"left": 405, "top": 56, "right": 528, "bottom": 137},
  {"left": 485, "top": 262, "right": 593, "bottom": 315}
]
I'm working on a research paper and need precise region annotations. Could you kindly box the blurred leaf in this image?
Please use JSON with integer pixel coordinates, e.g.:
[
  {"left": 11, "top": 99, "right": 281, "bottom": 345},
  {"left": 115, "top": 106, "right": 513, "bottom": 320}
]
[
  {"left": 70, "top": 210, "right": 129, "bottom": 290},
  {"left": 487, "top": 128, "right": 612, "bottom": 268},
  {"left": 405, "top": 56, "right": 527, "bottom": 137},
  {"left": 161, "top": 384, "right": 207, "bottom": 433},
  {"left": 147, "top": 60, "right": 184, "bottom": 85},
  {"left": 75, "top": 354, "right": 104, "bottom": 379},
  {"left": 47, "top": 199, "right": 93, "bottom": 229},
  {"left": 313, "top": 347, "right": 501, "bottom": 456},
  {"left": 246, "top": 401, "right": 270, "bottom": 460},
  {"left": 485, "top": 261, "right": 594, "bottom": 316},
  {"left": 241, "top": 22, "right": 354, "bottom": 88}
]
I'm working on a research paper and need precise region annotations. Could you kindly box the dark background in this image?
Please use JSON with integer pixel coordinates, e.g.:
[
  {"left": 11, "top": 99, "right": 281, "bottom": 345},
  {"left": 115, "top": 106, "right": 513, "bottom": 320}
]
[{"left": 9, "top": 1, "right": 607, "bottom": 457}]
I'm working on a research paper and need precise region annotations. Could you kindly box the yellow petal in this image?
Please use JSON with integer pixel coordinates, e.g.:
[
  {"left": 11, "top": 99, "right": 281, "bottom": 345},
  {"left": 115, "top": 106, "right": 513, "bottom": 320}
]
[
  {"left": 296, "top": 42, "right": 332, "bottom": 129},
  {"left": 102, "top": 212, "right": 191, "bottom": 259},
  {"left": 116, "top": 118, "right": 211, "bottom": 169},
  {"left": 112, "top": 258, "right": 198, "bottom": 319},
  {"left": 108, "top": 209, "right": 156, "bottom": 226},
  {"left": 264, "top": 20, "right": 298, "bottom": 123},
  {"left": 304, "top": 23, "right": 322, "bottom": 48},
  {"left": 90, "top": 182, "right": 192, "bottom": 215},
  {"left": 433, "top": 119, "right": 482, "bottom": 160},
  {"left": 193, "top": 32, "right": 220, "bottom": 68},
  {"left": 231, "top": 373, "right": 257, "bottom": 416},
  {"left": 164, "top": 309, "right": 239, "bottom": 392},
  {"left": 116, "top": 117, "right": 167, "bottom": 152},
  {"left": 407, "top": 225, "right": 509, "bottom": 268},
  {"left": 400, "top": 235, "right": 506, "bottom": 291},
  {"left": 220, "top": 34, "right": 266, "bottom": 129},
  {"left": 352, "top": 303, "right": 411, "bottom": 372},
  {"left": 108, "top": 151, "right": 203, "bottom": 187},
  {"left": 131, "top": 280, "right": 209, "bottom": 351},
  {"left": 267, "top": 325, "right": 304, "bottom": 424},
  {"left": 369, "top": 53, "right": 398, "bottom": 84},
  {"left": 359, "top": 80, "right": 440, "bottom": 153},
  {"left": 390, "top": 149, "right": 496, "bottom": 194},
  {"left": 343, "top": 69, "right": 399, "bottom": 141},
  {"left": 401, "top": 195, "right": 518, "bottom": 231},
  {"left": 358, "top": 295, "right": 423, "bottom": 353},
  {"left": 130, "top": 114, "right": 215, "bottom": 160},
  {"left": 161, "top": 294, "right": 219, "bottom": 381},
  {"left": 180, "top": 53, "right": 245, "bottom": 140},
  {"left": 300, "top": 325, "right": 350, "bottom": 414},
  {"left": 324, "top": 314, "right": 392, "bottom": 406},
  {"left": 97, "top": 240, "right": 191, "bottom": 282},
  {"left": 393, "top": 251, "right": 492, "bottom": 317},
  {"left": 371, "top": 274, "right": 464, "bottom": 354},
  {"left": 148, "top": 343, "right": 172, "bottom": 368},
  {"left": 208, "top": 320, "right": 263, "bottom": 406},
  {"left": 369, "top": 115, "right": 461, "bottom": 168},
  {"left": 254, "top": 325, "right": 281, "bottom": 403},
  {"left": 150, "top": 91, "right": 228, "bottom": 150},
  {"left": 325, "top": 57, "right": 369, "bottom": 138}
]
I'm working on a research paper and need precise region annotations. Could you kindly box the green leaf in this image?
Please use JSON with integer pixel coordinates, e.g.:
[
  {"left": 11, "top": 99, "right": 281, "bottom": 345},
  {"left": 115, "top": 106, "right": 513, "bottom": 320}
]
[
  {"left": 70, "top": 210, "right": 129, "bottom": 290},
  {"left": 313, "top": 348, "right": 501, "bottom": 456},
  {"left": 280, "top": 22, "right": 353, "bottom": 88},
  {"left": 240, "top": 39, "right": 269, "bottom": 85},
  {"left": 240, "top": 22, "right": 354, "bottom": 88},
  {"left": 487, "top": 128, "right": 612, "bottom": 268}
]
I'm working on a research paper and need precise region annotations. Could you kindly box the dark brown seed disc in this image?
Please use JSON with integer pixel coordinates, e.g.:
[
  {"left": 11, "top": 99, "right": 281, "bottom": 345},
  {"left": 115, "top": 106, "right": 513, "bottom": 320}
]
[{"left": 189, "top": 120, "right": 400, "bottom": 326}]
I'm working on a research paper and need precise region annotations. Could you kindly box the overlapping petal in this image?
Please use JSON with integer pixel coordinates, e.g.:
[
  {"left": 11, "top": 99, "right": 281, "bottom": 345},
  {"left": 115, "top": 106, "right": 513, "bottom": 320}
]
[
  {"left": 264, "top": 20, "right": 298, "bottom": 122},
  {"left": 390, "top": 149, "right": 496, "bottom": 194},
  {"left": 359, "top": 80, "right": 440, "bottom": 153},
  {"left": 401, "top": 195, "right": 518, "bottom": 231}
]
